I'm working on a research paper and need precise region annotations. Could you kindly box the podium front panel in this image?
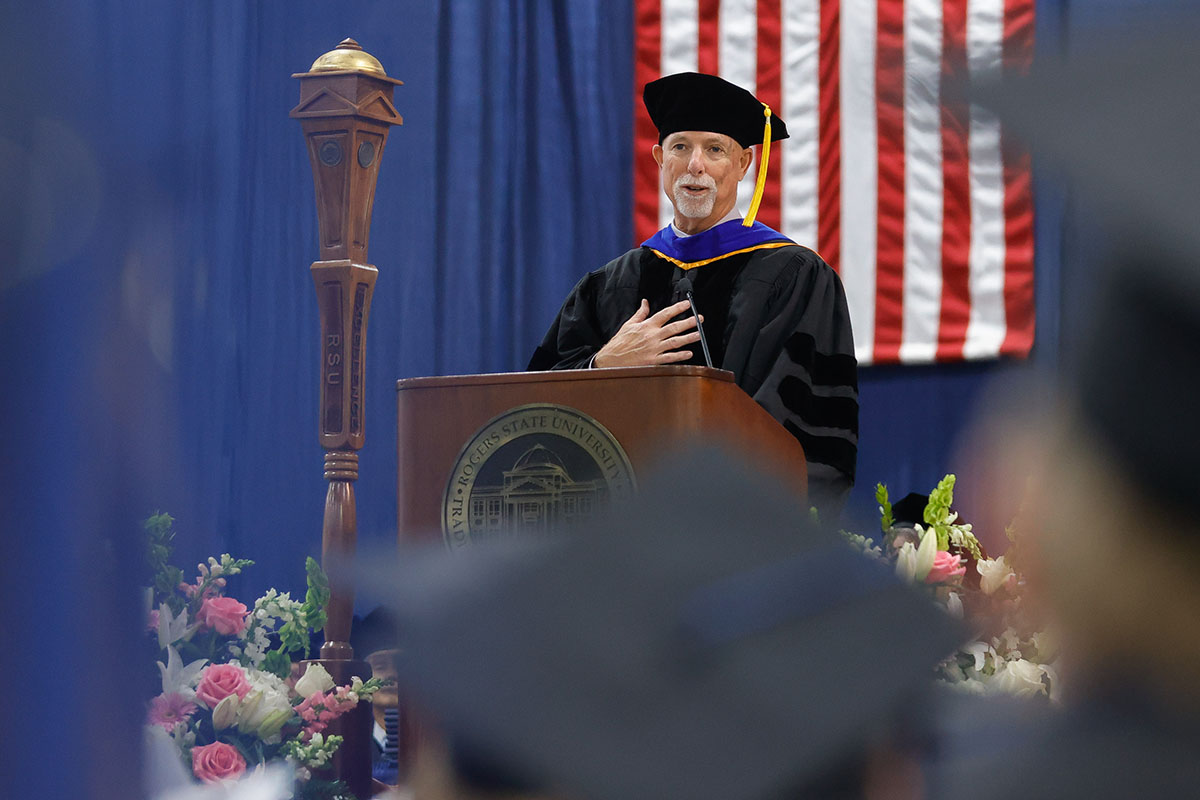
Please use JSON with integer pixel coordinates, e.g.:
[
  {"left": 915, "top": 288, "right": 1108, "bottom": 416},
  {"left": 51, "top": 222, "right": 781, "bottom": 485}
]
[{"left": 397, "top": 366, "right": 806, "bottom": 545}]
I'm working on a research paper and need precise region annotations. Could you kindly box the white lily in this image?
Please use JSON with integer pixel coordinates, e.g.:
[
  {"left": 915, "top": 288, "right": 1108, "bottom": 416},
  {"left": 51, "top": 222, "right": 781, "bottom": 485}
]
[
  {"left": 235, "top": 690, "right": 264, "bottom": 734},
  {"left": 895, "top": 541, "right": 918, "bottom": 583},
  {"left": 156, "top": 603, "right": 198, "bottom": 649},
  {"left": 256, "top": 708, "right": 293, "bottom": 741},
  {"left": 913, "top": 525, "right": 938, "bottom": 581},
  {"left": 977, "top": 555, "right": 1016, "bottom": 596},
  {"left": 157, "top": 644, "right": 207, "bottom": 697},
  {"left": 238, "top": 681, "right": 293, "bottom": 734},
  {"left": 211, "top": 694, "right": 239, "bottom": 730}
]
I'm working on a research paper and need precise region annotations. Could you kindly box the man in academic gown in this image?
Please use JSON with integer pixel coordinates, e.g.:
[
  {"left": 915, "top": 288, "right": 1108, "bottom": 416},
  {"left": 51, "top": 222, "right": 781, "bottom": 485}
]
[{"left": 528, "top": 73, "right": 858, "bottom": 512}]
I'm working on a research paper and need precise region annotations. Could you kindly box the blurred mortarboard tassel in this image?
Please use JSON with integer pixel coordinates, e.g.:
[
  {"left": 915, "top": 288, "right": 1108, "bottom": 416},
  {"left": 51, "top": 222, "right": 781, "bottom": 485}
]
[
  {"left": 976, "top": 19, "right": 1200, "bottom": 255},
  {"left": 366, "top": 443, "right": 962, "bottom": 800}
]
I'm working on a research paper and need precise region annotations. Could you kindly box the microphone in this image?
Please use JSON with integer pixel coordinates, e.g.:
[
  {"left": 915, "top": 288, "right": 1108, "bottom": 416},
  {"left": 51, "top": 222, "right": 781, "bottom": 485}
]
[{"left": 676, "top": 276, "right": 713, "bottom": 368}]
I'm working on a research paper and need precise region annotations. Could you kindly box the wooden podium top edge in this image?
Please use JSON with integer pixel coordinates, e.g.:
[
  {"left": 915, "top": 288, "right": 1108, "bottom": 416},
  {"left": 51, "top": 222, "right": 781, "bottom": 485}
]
[{"left": 396, "top": 365, "right": 735, "bottom": 391}]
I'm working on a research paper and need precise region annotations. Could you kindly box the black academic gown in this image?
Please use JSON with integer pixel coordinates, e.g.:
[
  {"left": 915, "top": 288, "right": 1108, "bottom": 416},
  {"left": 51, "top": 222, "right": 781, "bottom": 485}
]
[{"left": 528, "top": 243, "right": 858, "bottom": 511}]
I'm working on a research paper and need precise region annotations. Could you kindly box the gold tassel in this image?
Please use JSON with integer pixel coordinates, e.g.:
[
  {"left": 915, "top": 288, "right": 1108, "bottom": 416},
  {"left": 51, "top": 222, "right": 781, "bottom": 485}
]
[{"left": 742, "top": 104, "right": 772, "bottom": 227}]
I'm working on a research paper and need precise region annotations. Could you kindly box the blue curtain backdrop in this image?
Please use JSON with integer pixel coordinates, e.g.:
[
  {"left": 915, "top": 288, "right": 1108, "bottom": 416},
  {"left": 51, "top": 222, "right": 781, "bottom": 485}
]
[{"left": 2, "top": 0, "right": 1178, "bottom": 795}]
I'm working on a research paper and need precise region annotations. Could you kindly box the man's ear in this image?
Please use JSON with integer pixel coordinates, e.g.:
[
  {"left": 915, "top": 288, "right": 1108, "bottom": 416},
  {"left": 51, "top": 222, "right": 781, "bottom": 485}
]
[
  {"left": 652, "top": 143, "right": 664, "bottom": 167},
  {"left": 739, "top": 145, "right": 754, "bottom": 179}
]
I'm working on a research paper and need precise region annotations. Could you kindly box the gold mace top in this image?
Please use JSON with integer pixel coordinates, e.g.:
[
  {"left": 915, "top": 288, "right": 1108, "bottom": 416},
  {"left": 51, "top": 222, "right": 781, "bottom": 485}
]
[{"left": 294, "top": 38, "right": 402, "bottom": 84}]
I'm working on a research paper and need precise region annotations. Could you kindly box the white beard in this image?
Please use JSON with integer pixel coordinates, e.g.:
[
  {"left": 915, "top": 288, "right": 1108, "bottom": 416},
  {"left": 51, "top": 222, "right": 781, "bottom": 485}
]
[{"left": 672, "top": 174, "right": 717, "bottom": 219}]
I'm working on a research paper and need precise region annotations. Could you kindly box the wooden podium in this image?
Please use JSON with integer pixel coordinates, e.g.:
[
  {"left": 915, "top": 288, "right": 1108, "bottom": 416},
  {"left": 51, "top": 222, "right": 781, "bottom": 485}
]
[{"left": 396, "top": 365, "right": 808, "bottom": 544}]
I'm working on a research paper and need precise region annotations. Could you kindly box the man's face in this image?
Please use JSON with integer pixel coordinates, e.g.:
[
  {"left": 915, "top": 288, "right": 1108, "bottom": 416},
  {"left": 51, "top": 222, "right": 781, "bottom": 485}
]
[
  {"left": 366, "top": 648, "right": 400, "bottom": 708},
  {"left": 653, "top": 131, "right": 753, "bottom": 233}
]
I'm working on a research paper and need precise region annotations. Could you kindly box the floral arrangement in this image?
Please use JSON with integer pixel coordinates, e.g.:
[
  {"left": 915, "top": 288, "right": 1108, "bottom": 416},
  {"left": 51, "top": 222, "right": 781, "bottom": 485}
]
[
  {"left": 842, "top": 476, "right": 1057, "bottom": 700},
  {"left": 144, "top": 513, "right": 385, "bottom": 797}
]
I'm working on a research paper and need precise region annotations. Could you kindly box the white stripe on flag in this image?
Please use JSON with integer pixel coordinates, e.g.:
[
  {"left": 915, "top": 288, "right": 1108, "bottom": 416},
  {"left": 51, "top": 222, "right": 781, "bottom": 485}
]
[
  {"left": 899, "top": 0, "right": 943, "bottom": 363},
  {"left": 660, "top": 0, "right": 700, "bottom": 229},
  {"left": 840, "top": 0, "right": 877, "bottom": 362},
  {"left": 720, "top": 0, "right": 758, "bottom": 218},
  {"left": 781, "top": 0, "right": 820, "bottom": 247},
  {"left": 963, "top": 0, "right": 1007, "bottom": 359}
]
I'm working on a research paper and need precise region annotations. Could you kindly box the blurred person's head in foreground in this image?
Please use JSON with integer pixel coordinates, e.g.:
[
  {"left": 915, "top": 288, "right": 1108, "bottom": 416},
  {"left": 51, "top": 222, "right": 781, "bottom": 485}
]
[
  {"left": 927, "top": 19, "right": 1200, "bottom": 798},
  {"left": 940, "top": 245, "right": 1200, "bottom": 800},
  {"left": 372, "top": 444, "right": 962, "bottom": 800},
  {"left": 1006, "top": 246, "right": 1200, "bottom": 707},
  {"left": 970, "top": 20, "right": 1200, "bottom": 710}
]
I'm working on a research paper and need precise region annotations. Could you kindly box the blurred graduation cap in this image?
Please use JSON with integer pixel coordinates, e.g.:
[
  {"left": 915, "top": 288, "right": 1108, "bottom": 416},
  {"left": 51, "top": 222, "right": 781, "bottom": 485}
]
[
  {"left": 890, "top": 493, "right": 930, "bottom": 528},
  {"left": 1073, "top": 241, "right": 1200, "bottom": 515},
  {"left": 350, "top": 606, "right": 400, "bottom": 658},
  {"left": 644, "top": 72, "right": 789, "bottom": 227},
  {"left": 975, "top": 20, "right": 1200, "bottom": 514},
  {"left": 372, "top": 444, "right": 961, "bottom": 800},
  {"left": 976, "top": 21, "right": 1200, "bottom": 255}
]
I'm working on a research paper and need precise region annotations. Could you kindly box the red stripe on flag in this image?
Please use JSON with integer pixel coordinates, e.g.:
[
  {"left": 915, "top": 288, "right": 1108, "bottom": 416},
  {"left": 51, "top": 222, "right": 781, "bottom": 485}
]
[
  {"left": 936, "top": 0, "right": 972, "bottom": 361},
  {"left": 698, "top": 0, "right": 721, "bottom": 75},
  {"left": 1000, "top": 0, "right": 1036, "bottom": 356},
  {"left": 873, "top": 0, "right": 906, "bottom": 363},
  {"left": 756, "top": 0, "right": 783, "bottom": 230},
  {"left": 817, "top": 0, "right": 841, "bottom": 273},
  {"left": 633, "top": 0, "right": 663, "bottom": 244}
]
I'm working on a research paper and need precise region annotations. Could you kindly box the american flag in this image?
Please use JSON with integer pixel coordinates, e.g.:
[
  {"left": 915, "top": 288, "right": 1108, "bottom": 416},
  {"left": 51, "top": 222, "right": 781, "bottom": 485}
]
[{"left": 633, "top": 0, "right": 1036, "bottom": 365}]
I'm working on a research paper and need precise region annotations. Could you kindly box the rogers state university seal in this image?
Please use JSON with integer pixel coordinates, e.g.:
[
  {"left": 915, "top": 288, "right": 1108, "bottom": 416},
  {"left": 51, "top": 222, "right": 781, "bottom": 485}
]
[{"left": 441, "top": 403, "right": 636, "bottom": 550}]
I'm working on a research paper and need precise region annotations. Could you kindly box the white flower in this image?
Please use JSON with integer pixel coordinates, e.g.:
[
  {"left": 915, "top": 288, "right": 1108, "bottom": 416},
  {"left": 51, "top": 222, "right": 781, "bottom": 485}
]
[
  {"left": 895, "top": 542, "right": 918, "bottom": 583},
  {"left": 294, "top": 663, "right": 335, "bottom": 697},
  {"left": 1031, "top": 629, "right": 1058, "bottom": 662},
  {"left": 211, "top": 694, "right": 239, "bottom": 730},
  {"left": 991, "top": 658, "right": 1048, "bottom": 698},
  {"left": 913, "top": 526, "right": 938, "bottom": 581},
  {"left": 156, "top": 604, "right": 197, "bottom": 649},
  {"left": 977, "top": 555, "right": 1016, "bottom": 596},
  {"left": 238, "top": 670, "right": 294, "bottom": 734},
  {"left": 945, "top": 591, "right": 964, "bottom": 619},
  {"left": 157, "top": 645, "right": 207, "bottom": 698},
  {"left": 256, "top": 708, "right": 293, "bottom": 742},
  {"left": 963, "top": 640, "right": 995, "bottom": 675},
  {"left": 995, "top": 627, "right": 1022, "bottom": 657}
]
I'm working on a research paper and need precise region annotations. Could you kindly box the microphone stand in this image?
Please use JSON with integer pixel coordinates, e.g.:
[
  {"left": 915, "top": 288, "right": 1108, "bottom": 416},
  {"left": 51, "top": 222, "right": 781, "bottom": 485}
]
[{"left": 676, "top": 276, "right": 713, "bottom": 368}]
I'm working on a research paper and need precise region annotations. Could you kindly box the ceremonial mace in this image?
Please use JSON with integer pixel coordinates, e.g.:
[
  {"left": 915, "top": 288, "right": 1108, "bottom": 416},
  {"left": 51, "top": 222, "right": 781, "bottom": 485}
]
[{"left": 292, "top": 39, "right": 402, "bottom": 796}]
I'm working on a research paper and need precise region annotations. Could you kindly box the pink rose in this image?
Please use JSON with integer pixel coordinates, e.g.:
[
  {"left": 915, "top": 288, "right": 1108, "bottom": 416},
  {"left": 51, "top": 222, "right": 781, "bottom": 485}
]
[
  {"left": 196, "top": 664, "right": 252, "bottom": 708},
  {"left": 191, "top": 741, "right": 246, "bottom": 784},
  {"left": 925, "top": 551, "right": 967, "bottom": 584},
  {"left": 196, "top": 596, "right": 248, "bottom": 636}
]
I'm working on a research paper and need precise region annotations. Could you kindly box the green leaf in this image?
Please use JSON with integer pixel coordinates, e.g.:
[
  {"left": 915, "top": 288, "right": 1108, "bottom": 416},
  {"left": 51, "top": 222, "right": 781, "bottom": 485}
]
[
  {"left": 875, "top": 483, "right": 894, "bottom": 533},
  {"left": 923, "top": 475, "right": 957, "bottom": 526},
  {"left": 144, "top": 512, "right": 186, "bottom": 613},
  {"left": 302, "top": 557, "right": 330, "bottom": 633},
  {"left": 260, "top": 648, "right": 292, "bottom": 680},
  {"left": 277, "top": 618, "right": 310, "bottom": 656},
  {"left": 924, "top": 475, "right": 957, "bottom": 550}
]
